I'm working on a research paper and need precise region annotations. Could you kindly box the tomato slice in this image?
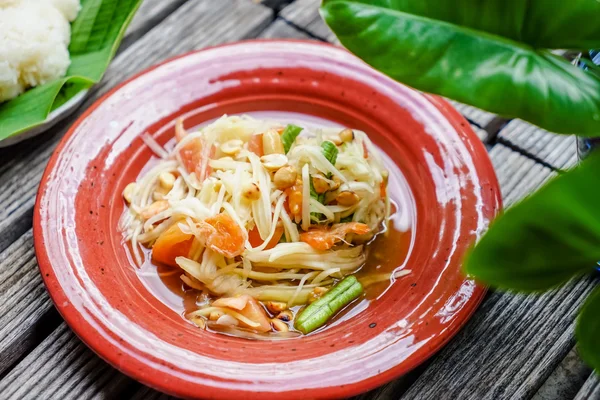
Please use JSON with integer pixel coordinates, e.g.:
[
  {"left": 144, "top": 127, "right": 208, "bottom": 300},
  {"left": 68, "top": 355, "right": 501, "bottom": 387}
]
[
  {"left": 248, "top": 226, "right": 284, "bottom": 249},
  {"left": 152, "top": 223, "right": 194, "bottom": 267},
  {"left": 248, "top": 134, "right": 264, "bottom": 156}
]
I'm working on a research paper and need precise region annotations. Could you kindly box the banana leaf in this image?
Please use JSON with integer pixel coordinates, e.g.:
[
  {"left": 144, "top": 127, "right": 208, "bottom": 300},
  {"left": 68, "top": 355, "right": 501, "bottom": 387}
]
[{"left": 0, "top": 0, "right": 142, "bottom": 142}]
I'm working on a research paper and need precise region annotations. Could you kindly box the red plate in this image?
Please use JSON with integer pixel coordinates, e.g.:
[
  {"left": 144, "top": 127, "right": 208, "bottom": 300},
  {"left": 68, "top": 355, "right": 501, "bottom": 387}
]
[{"left": 34, "top": 40, "right": 501, "bottom": 399}]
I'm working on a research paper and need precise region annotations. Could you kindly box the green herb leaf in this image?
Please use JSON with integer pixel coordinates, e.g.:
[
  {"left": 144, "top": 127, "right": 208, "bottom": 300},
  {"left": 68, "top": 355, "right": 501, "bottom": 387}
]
[
  {"left": 321, "top": 140, "right": 338, "bottom": 165},
  {"left": 281, "top": 124, "right": 303, "bottom": 154},
  {"left": 320, "top": 1, "right": 600, "bottom": 136},
  {"left": 465, "top": 152, "right": 600, "bottom": 291},
  {"left": 576, "top": 286, "right": 600, "bottom": 371},
  {"left": 0, "top": 0, "right": 143, "bottom": 142},
  {"left": 323, "top": 0, "right": 600, "bottom": 50}
]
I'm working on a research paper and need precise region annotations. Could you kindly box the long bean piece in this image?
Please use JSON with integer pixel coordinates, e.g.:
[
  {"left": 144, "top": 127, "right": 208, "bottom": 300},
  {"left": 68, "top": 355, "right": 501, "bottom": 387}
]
[{"left": 294, "top": 275, "right": 363, "bottom": 334}]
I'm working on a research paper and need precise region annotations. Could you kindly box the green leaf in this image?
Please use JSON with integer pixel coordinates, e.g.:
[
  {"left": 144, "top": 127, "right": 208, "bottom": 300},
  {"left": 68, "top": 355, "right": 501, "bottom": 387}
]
[
  {"left": 464, "top": 151, "right": 600, "bottom": 291},
  {"left": 0, "top": 0, "right": 142, "bottom": 142},
  {"left": 320, "top": 1, "right": 600, "bottom": 136},
  {"left": 576, "top": 286, "right": 600, "bottom": 372},
  {"left": 321, "top": 140, "right": 339, "bottom": 165},
  {"left": 281, "top": 124, "right": 303, "bottom": 153},
  {"left": 322, "top": 0, "right": 600, "bottom": 50}
]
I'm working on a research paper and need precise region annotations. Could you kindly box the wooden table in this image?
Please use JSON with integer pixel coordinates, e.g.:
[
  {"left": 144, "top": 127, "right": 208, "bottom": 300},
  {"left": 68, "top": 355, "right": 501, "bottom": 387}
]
[{"left": 0, "top": 1, "right": 598, "bottom": 399}]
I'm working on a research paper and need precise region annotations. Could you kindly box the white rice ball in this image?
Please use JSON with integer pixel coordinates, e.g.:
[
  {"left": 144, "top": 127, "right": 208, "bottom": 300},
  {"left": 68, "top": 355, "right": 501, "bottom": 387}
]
[
  {"left": 0, "top": 0, "right": 80, "bottom": 102},
  {"left": 44, "top": 0, "right": 81, "bottom": 21}
]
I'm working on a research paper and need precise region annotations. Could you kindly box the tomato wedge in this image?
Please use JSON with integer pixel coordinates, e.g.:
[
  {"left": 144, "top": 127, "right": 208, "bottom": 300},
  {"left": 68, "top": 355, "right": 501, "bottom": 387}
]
[
  {"left": 248, "top": 134, "right": 263, "bottom": 156},
  {"left": 152, "top": 223, "right": 195, "bottom": 267},
  {"left": 248, "top": 226, "right": 284, "bottom": 249}
]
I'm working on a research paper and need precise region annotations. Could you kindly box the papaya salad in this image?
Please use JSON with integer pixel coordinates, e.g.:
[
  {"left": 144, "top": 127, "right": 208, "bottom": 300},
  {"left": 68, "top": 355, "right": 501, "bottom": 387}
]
[{"left": 120, "top": 115, "right": 410, "bottom": 338}]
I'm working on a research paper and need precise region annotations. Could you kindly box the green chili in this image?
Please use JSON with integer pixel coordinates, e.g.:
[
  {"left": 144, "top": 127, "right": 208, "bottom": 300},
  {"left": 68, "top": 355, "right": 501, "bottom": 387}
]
[
  {"left": 294, "top": 275, "right": 363, "bottom": 334},
  {"left": 281, "top": 124, "right": 303, "bottom": 154}
]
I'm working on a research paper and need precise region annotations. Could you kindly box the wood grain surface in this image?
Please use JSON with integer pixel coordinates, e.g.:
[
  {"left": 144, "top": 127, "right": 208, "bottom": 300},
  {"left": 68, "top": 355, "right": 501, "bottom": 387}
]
[{"left": 0, "top": 1, "right": 591, "bottom": 399}]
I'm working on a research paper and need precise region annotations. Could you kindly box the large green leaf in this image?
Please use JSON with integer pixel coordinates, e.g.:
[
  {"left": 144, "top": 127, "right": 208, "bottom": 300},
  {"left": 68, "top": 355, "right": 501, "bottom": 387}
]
[
  {"left": 322, "top": 0, "right": 600, "bottom": 49},
  {"left": 464, "top": 151, "right": 600, "bottom": 291},
  {"left": 0, "top": 0, "right": 142, "bottom": 142},
  {"left": 576, "top": 286, "right": 600, "bottom": 372},
  {"left": 321, "top": 1, "right": 600, "bottom": 136}
]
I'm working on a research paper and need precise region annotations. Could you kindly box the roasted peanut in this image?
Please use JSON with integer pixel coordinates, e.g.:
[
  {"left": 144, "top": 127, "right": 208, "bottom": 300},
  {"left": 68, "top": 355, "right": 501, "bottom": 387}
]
[
  {"left": 339, "top": 128, "right": 354, "bottom": 142},
  {"left": 312, "top": 174, "right": 330, "bottom": 194},
  {"left": 276, "top": 310, "right": 293, "bottom": 322},
  {"left": 274, "top": 165, "right": 297, "bottom": 189},
  {"left": 221, "top": 139, "right": 243, "bottom": 155},
  {"left": 329, "top": 135, "right": 343, "bottom": 146},
  {"left": 331, "top": 175, "right": 342, "bottom": 191},
  {"left": 152, "top": 189, "right": 167, "bottom": 201},
  {"left": 271, "top": 318, "right": 289, "bottom": 332},
  {"left": 265, "top": 301, "right": 288, "bottom": 314},
  {"left": 158, "top": 172, "right": 176, "bottom": 191},
  {"left": 336, "top": 191, "right": 360, "bottom": 206},
  {"left": 262, "top": 129, "right": 284, "bottom": 155},
  {"left": 260, "top": 154, "right": 288, "bottom": 170},
  {"left": 242, "top": 182, "right": 261, "bottom": 201},
  {"left": 123, "top": 182, "right": 136, "bottom": 203}
]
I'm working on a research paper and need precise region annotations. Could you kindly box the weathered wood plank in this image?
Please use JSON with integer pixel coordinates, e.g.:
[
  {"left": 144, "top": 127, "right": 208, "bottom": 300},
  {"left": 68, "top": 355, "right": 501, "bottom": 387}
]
[
  {"left": 120, "top": 0, "right": 190, "bottom": 50},
  {"left": 0, "top": 323, "right": 132, "bottom": 400},
  {"left": 398, "top": 147, "right": 597, "bottom": 400},
  {"left": 574, "top": 374, "right": 600, "bottom": 400},
  {"left": 401, "top": 277, "right": 596, "bottom": 400},
  {"left": 279, "top": 0, "right": 337, "bottom": 42},
  {"left": 0, "top": 231, "right": 60, "bottom": 377},
  {"left": 0, "top": 0, "right": 272, "bottom": 393},
  {"left": 0, "top": 0, "right": 272, "bottom": 255},
  {"left": 498, "top": 119, "right": 578, "bottom": 170},
  {"left": 259, "top": 18, "right": 313, "bottom": 40},
  {"left": 532, "top": 348, "right": 591, "bottom": 400},
  {"left": 130, "top": 385, "right": 173, "bottom": 400},
  {"left": 447, "top": 100, "right": 498, "bottom": 130},
  {"left": 127, "top": 0, "right": 187, "bottom": 34},
  {"left": 257, "top": 0, "right": 294, "bottom": 11}
]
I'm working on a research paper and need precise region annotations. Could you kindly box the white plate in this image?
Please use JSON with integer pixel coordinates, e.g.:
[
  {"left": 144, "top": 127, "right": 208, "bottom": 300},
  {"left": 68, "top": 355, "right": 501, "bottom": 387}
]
[{"left": 0, "top": 89, "right": 89, "bottom": 148}]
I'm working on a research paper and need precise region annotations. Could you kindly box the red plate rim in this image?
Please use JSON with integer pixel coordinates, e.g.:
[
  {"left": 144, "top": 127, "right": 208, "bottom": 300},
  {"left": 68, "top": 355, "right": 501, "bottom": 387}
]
[{"left": 33, "top": 39, "right": 501, "bottom": 399}]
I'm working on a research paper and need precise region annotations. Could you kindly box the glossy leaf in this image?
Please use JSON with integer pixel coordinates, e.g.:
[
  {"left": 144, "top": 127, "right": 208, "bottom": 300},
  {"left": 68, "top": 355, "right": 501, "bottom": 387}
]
[
  {"left": 464, "top": 151, "right": 600, "bottom": 291},
  {"left": 322, "top": 0, "right": 600, "bottom": 49},
  {"left": 0, "top": 0, "right": 142, "bottom": 142},
  {"left": 321, "top": 1, "right": 600, "bottom": 136},
  {"left": 576, "top": 286, "right": 600, "bottom": 372}
]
